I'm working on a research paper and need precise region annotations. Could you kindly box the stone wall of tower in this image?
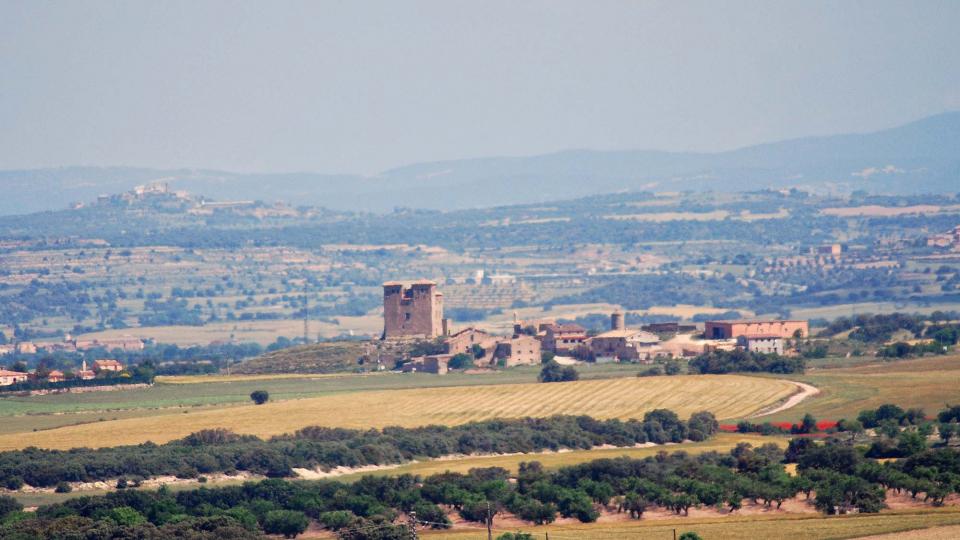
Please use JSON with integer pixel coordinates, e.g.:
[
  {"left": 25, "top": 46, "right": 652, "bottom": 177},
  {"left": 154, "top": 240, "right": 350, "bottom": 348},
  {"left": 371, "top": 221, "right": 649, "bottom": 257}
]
[{"left": 383, "top": 281, "right": 444, "bottom": 339}]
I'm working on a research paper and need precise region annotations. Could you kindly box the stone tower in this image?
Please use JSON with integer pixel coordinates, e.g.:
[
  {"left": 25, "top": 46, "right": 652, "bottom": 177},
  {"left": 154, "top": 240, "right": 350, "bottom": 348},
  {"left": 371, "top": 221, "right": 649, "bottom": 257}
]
[
  {"left": 611, "top": 311, "right": 625, "bottom": 331},
  {"left": 382, "top": 280, "right": 444, "bottom": 339}
]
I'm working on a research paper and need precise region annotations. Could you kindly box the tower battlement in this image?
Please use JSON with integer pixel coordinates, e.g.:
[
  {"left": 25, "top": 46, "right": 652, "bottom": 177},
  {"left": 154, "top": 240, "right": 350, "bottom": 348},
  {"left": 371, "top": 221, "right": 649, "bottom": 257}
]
[{"left": 383, "top": 280, "right": 444, "bottom": 339}]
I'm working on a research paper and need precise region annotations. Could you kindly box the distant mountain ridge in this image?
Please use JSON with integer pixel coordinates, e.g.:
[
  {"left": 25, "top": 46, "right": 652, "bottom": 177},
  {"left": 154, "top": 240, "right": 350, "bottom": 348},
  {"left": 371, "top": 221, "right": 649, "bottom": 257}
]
[{"left": 1, "top": 111, "right": 957, "bottom": 216}]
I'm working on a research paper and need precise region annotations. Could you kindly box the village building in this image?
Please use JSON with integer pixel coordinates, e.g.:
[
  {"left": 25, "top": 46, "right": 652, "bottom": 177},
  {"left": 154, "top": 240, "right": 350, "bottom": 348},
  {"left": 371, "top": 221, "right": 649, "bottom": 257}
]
[
  {"left": 737, "top": 334, "right": 784, "bottom": 355},
  {"left": 37, "top": 341, "right": 77, "bottom": 353},
  {"left": 75, "top": 336, "right": 144, "bottom": 352},
  {"left": 46, "top": 370, "right": 66, "bottom": 383},
  {"left": 92, "top": 359, "right": 124, "bottom": 373},
  {"left": 444, "top": 327, "right": 499, "bottom": 357},
  {"left": 541, "top": 323, "right": 589, "bottom": 355},
  {"left": 401, "top": 354, "right": 450, "bottom": 375},
  {"left": 15, "top": 342, "right": 37, "bottom": 354},
  {"left": 491, "top": 334, "right": 542, "bottom": 367},
  {"left": 442, "top": 327, "right": 541, "bottom": 369},
  {"left": 0, "top": 369, "right": 29, "bottom": 386},
  {"left": 641, "top": 322, "right": 699, "bottom": 334},
  {"left": 705, "top": 319, "right": 808, "bottom": 340},
  {"left": 927, "top": 225, "right": 960, "bottom": 249},
  {"left": 0, "top": 344, "right": 14, "bottom": 356},
  {"left": 587, "top": 313, "right": 662, "bottom": 363},
  {"left": 382, "top": 280, "right": 447, "bottom": 339},
  {"left": 77, "top": 360, "right": 96, "bottom": 380}
]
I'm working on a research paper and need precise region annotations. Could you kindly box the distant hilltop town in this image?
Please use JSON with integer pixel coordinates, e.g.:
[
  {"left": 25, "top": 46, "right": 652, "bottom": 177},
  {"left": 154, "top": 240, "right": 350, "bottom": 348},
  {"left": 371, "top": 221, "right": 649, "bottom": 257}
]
[
  {"left": 380, "top": 280, "right": 807, "bottom": 375},
  {"left": 71, "top": 181, "right": 301, "bottom": 219}
]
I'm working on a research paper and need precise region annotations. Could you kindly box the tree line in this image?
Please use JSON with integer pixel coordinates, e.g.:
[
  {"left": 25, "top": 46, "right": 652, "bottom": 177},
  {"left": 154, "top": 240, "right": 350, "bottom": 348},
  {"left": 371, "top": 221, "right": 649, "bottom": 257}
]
[
  {"left": 4, "top": 422, "right": 958, "bottom": 539},
  {"left": 0, "top": 412, "right": 718, "bottom": 489}
]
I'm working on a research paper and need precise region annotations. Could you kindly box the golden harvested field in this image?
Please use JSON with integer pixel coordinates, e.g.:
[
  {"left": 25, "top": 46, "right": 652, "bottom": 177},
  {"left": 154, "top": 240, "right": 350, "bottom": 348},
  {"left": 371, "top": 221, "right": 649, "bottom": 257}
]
[
  {"left": 820, "top": 204, "right": 960, "bottom": 217},
  {"left": 423, "top": 508, "right": 960, "bottom": 540},
  {"left": 0, "top": 375, "right": 795, "bottom": 450}
]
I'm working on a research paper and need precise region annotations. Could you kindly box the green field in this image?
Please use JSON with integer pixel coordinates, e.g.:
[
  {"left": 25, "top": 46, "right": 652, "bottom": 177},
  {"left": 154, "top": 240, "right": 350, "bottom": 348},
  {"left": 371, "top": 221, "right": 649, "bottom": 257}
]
[{"left": 754, "top": 354, "right": 960, "bottom": 424}]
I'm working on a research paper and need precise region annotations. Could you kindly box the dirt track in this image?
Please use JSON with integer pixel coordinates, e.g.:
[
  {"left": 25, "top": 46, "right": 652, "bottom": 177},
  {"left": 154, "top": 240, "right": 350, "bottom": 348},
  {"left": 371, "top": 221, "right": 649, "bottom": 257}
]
[{"left": 748, "top": 380, "right": 820, "bottom": 418}]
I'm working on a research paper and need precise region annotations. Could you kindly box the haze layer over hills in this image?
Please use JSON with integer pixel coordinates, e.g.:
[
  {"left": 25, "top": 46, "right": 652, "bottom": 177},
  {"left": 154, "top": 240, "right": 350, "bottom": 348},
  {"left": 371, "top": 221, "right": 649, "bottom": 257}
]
[{"left": 1, "top": 111, "right": 958, "bottom": 216}]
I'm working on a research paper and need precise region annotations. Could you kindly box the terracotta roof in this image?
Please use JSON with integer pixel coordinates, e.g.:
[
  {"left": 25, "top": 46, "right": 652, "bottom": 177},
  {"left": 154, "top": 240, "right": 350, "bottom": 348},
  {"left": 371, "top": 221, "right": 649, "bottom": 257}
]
[
  {"left": 707, "top": 319, "right": 806, "bottom": 325},
  {"left": 93, "top": 359, "right": 123, "bottom": 367},
  {"left": 0, "top": 369, "right": 28, "bottom": 377}
]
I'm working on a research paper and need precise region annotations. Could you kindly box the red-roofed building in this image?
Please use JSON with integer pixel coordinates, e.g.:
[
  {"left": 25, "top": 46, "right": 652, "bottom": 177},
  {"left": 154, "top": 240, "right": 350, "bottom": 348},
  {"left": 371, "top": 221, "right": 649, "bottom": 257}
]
[
  {"left": 92, "top": 359, "right": 124, "bottom": 373},
  {"left": 0, "top": 369, "right": 29, "bottom": 386},
  {"left": 542, "top": 323, "right": 588, "bottom": 355}
]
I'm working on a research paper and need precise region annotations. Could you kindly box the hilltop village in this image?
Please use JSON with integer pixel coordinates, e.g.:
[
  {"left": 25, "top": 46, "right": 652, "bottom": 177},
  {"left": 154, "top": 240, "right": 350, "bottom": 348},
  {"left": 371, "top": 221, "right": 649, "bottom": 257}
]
[{"left": 382, "top": 280, "right": 807, "bottom": 374}]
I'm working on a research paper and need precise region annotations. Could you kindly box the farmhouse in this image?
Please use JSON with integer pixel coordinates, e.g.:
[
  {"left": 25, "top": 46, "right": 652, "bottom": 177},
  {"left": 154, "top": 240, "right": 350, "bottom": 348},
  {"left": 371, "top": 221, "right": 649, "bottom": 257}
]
[
  {"left": 491, "top": 334, "right": 541, "bottom": 367},
  {"left": 46, "top": 370, "right": 66, "bottom": 383},
  {"left": 541, "top": 323, "right": 589, "bottom": 355},
  {"left": 444, "top": 327, "right": 498, "bottom": 357},
  {"left": 737, "top": 334, "right": 784, "bottom": 355},
  {"left": 927, "top": 225, "right": 960, "bottom": 249},
  {"left": 93, "top": 359, "right": 124, "bottom": 373},
  {"left": 587, "top": 312, "right": 662, "bottom": 363},
  {"left": 442, "top": 328, "right": 541, "bottom": 369},
  {"left": 705, "top": 319, "right": 808, "bottom": 340},
  {"left": 0, "top": 369, "right": 29, "bottom": 386},
  {"left": 402, "top": 354, "right": 450, "bottom": 375},
  {"left": 76, "top": 336, "right": 144, "bottom": 352},
  {"left": 641, "top": 322, "right": 699, "bottom": 334}
]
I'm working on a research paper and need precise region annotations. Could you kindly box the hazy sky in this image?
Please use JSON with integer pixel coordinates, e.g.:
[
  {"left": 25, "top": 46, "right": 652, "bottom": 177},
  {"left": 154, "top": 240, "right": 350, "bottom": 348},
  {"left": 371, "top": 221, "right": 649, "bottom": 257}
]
[{"left": 1, "top": 1, "right": 958, "bottom": 174}]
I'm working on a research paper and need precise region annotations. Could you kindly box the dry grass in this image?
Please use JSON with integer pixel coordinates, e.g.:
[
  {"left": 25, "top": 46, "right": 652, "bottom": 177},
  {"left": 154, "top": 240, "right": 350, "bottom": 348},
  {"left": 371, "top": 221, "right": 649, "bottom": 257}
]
[
  {"left": 335, "top": 433, "right": 785, "bottom": 481},
  {"left": 423, "top": 508, "right": 960, "bottom": 540},
  {"left": 0, "top": 375, "right": 795, "bottom": 450},
  {"left": 604, "top": 210, "right": 731, "bottom": 222},
  {"left": 758, "top": 355, "right": 960, "bottom": 423},
  {"left": 821, "top": 205, "right": 960, "bottom": 217},
  {"left": 76, "top": 315, "right": 383, "bottom": 345}
]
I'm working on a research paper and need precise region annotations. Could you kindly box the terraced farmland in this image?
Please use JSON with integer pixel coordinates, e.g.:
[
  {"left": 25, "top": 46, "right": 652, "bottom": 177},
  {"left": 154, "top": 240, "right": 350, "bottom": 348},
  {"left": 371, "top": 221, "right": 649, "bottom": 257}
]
[{"left": 0, "top": 374, "right": 796, "bottom": 450}]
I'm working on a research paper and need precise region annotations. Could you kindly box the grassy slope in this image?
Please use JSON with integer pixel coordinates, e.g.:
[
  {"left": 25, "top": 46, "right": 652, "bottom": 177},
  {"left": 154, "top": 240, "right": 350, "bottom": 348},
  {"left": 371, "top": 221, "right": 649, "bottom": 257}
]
[
  {"left": 0, "top": 374, "right": 794, "bottom": 450},
  {"left": 334, "top": 433, "right": 786, "bottom": 481},
  {"left": 230, "top": 341, "right": 369, "bottom": 374},
  {"left": 753, "top": 354, "right": 960, "bottom": 424}
]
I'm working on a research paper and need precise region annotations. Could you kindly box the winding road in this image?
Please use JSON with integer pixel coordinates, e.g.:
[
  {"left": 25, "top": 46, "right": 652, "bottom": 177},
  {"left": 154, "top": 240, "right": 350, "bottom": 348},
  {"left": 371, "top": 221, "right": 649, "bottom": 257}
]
[{"left": 748, "top": 380, "right": 820, "bottom": 418}]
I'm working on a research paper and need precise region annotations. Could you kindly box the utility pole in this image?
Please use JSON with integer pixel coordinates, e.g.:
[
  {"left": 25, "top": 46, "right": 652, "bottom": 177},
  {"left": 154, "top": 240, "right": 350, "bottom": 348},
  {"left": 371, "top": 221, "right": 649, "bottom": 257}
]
[
  {"left": 408, "top": 510, "right": 418, "bottom": 540},
  {"left": 302, "top": 285, "right": 309, "bottom": 344},
  {"left": 486, "top": 501, "right": 493, "bottom": 540}
]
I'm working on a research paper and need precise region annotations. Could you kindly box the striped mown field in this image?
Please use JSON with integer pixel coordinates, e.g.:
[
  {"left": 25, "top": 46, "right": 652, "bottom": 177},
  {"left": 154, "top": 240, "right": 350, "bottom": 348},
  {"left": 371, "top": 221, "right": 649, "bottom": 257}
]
[{"left": 0, "top": 374, "right": 796, "bottom": 450}]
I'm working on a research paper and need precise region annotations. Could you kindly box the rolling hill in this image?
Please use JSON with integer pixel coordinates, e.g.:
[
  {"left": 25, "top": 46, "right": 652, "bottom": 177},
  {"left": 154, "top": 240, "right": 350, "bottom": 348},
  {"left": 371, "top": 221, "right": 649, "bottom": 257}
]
[{"left": 1, "top": 111, "right": 957, "bottom": 215}]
